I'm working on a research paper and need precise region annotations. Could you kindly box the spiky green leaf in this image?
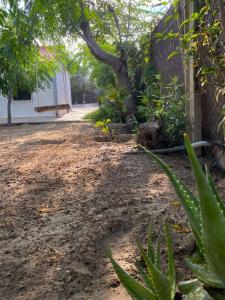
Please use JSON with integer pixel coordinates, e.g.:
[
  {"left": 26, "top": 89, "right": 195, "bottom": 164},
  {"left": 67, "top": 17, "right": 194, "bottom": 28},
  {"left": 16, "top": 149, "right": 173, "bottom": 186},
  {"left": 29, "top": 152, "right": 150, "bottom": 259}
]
[
  {"left": 205, "top": 166, "right": 225, "bottom": 218},
  {"left": 165, "top": 223, "right": 176, "bottom": 298},
  {"left": 108, "top": 253, "right": 157, "bottom": 300},
  {"left": 184, "top": 134, "right": 225, "bottom": 285},
  {"left": 155, "top": 240, "right": 161, "bottom": 270},
  {"left": 185, "top": 258, "right": 224, "bottom": 289},
  {"left": 140, "top": 145, "right": 203, "bottom": 253},
  {"left": 137, "top": 264, "right": 155, "bottom": 292},
  {"left": 137, "top": 242, "right": 172, "bottom": 300},
  {"left": 147, "top": 227, "right": 155, "bottom": 262}
]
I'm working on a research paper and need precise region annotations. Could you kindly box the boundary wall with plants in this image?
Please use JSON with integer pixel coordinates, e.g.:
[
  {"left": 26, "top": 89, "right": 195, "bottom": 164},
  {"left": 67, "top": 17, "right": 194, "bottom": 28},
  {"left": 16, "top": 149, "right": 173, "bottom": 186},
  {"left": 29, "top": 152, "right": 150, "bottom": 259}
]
[
  {"left": 151, "top": 6, "right": 184, "bottom": 85},
  {"left": 150, "top": 2, "right": 225, "bottom": 147}
]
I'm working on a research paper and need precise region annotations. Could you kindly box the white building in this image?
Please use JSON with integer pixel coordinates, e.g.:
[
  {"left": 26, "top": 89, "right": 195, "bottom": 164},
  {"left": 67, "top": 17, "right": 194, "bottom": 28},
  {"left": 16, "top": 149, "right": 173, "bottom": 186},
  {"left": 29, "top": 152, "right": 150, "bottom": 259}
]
[{"left": 0, "top": 70, "right": 72, "bottom": 123}]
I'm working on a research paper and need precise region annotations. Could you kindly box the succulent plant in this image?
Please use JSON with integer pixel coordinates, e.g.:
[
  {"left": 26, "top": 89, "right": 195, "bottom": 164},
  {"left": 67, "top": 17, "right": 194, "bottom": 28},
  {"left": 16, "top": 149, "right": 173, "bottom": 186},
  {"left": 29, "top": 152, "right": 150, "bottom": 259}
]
[
  {"left": 109, "top": 135, "right": 225, "bottom": 299},
  {"left": 142, "top": 134, "right": 225, "bottom": 292},
  {"left": 108, "top": 223, "right": 176, "bottom": 300}
]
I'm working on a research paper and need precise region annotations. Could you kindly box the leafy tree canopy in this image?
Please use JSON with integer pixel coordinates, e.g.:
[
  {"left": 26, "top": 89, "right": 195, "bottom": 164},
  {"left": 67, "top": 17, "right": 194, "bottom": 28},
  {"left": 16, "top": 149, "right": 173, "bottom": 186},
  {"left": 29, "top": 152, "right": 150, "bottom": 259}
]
[
  {"left": 0, "top": 0, "right": 74, "bottom": 124},
  {"left": 28, "top": 0, "right": 165, "bottom": 117}
]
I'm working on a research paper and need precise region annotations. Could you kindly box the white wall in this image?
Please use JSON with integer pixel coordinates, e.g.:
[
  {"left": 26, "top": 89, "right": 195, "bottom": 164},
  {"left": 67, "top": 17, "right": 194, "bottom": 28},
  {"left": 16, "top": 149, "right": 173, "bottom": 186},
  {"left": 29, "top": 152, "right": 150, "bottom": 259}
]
[
  {"left": 55, "top": 70, "right": 72, "bottom": 117},
  {"left": 0, "top": 71, "right": 72, "bottom": 120},
  {"left": 0, "top": 81, "right": 56, "bottom": 119}
]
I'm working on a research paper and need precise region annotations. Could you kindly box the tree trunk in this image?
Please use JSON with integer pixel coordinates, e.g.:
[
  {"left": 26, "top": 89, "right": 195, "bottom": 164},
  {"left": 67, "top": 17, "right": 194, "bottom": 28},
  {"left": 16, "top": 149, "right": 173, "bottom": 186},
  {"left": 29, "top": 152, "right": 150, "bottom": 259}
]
[
  {"left": 7, "top": 89, "right": 13, "bottom": 126},
  {"left": 113, "top": 60, "right": 136, "bottom": 119},
  {"left": 79, "top": 15, "right": 136, "bottom": 119}
]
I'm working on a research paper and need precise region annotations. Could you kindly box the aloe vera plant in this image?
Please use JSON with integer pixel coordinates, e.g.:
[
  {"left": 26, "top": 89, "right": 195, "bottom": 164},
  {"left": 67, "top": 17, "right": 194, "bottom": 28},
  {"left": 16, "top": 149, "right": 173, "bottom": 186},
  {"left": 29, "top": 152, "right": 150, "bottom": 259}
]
[
  {"left": 141, "top": 134, "right": 225, "bottom": 293},
  {"left": 179, "top": 279, "right": 214, "bottom": 300},
  {"left": 108, "top": 223, "right": 176, "bottom": 300}
]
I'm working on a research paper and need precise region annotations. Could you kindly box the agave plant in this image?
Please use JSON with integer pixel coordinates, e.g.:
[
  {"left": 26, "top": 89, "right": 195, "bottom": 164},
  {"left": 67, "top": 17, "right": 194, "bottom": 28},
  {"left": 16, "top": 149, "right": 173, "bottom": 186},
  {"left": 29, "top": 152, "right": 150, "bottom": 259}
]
[
  {"left": 108, "top": 223, "right": 176, "bottom": 300},
  {"left": 141, "top": 134, "right": 225, "bottom": 296}
]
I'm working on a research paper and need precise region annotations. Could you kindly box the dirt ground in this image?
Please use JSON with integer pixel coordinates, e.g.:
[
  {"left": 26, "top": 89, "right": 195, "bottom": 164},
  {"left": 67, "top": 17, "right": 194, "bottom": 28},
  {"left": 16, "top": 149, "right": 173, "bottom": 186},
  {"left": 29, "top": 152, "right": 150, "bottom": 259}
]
[{"left": 0, "top": 122, "right": 225, "bottom": 300}]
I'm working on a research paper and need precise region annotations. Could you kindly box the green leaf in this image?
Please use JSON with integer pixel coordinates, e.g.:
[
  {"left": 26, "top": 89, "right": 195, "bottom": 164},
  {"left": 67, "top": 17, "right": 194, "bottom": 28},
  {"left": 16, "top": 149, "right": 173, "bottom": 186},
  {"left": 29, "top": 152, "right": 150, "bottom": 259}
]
[
  {"left": 167, "top": 51, "right": 179, "bottom": 60},
  {"left": 95, "top": 121, "right": 104, "bottom": 127},
  {"left": 205, "top": 166, "right": 225, "bottom": 218},
  {"left": 137, "top": 242, "right": 172, "bottom": 300},
  {"left": 137, "top": 264, "right": 155, "bottom": 292},
  {"left": 140, "top": 145, "right": 203, "bottom": 253},
  {"left": 185, "top": 258, "right": 223, "bottom": 289},
  {"left": 179, "top": 279, "right": 202, "bottom": 295},
  {"left": 184, "top": 288, "right": 214, "bottom": 300},
  {"left": 183, "top": 285, "right": 214, "bottom": 299},
  {"left": 179, "top": 278, "right": 214, "bottom": 300},
  {"left": 108, "top": 253, "right": 157, "bottom": 300},
  {"left": 199, "top": 6, "right": 209, "bottom": 17},
  {"left": 180, "top": 18, "right": 193, "bottom": 28},
  {"left": 147, "top": 227, "right": 155, "bottom": 262},
  {"left": 102, "top": 127, "right": 109, "bottom": 134},
  {"left": 184, "top": 134, "right": 225, "bottom": 285},
  {"left": 154, "top": 240, "right": 161, "bottom": 270},
  {"left": 165, "top": 223, "right": 176, "bottom": 298},
  {"left": 191, "top": 12, "right": 199, "bottom": 20}
]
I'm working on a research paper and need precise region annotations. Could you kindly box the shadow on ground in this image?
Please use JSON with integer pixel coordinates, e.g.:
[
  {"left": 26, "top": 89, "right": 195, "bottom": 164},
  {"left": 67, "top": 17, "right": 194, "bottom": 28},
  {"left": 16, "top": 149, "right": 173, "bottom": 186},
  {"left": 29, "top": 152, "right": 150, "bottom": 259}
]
[{"left": 1, "top": 122, "right": 223, "bottom": 299}]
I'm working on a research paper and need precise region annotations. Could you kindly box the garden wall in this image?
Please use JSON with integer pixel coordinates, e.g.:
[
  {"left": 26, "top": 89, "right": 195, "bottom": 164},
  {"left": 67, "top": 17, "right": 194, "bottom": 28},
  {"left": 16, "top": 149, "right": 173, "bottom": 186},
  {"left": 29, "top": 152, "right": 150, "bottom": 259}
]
[
  {"left": 151, "top": 6, "right": 184, "bottom": 84},
  {"left": 151, "top": 3, "right": 225, "bottom": 146}
]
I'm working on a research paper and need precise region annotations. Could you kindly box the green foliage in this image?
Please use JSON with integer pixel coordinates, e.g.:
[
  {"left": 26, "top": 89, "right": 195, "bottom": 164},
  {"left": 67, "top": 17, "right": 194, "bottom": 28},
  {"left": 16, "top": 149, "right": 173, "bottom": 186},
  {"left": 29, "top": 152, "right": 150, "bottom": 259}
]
[
  {"left": 84, "top": 106, "right": 116, "bottom": 123},
  {"left": 158, "top": 1, "right": 225, "bottom": 98},
  {"left": 142, "top": 135, "right": 225, "bottom": 293},
  {"left": 100, "top": 88, "right": 127, "bottom": 122},
  {"left": 73, "top": 45, "right": 117, "bottom": 92},
  {"left": 91, "top": 64, "right": 116, "bottom": 92},
  {"left": 0, "top": 0, "right": 73, "bottom": 125},
  {"left": 95, "top": 118, "right": 112, "bottom": 137},
  {"left": 110, "top": 137, "right": 225, "bottom": 299},
  {"left": 85, "top": 87, "right": 127, "bottom": 123},
  {"left": 137, "top": 74, "right": 160, "bottom": 121},
  {"left": 109, "top": 223, "right": 176, "bottom": 300},
  {"left": 32, "top": 0, "right": 165, "bottom": 116},
  {"left": 137, "top": 76, "right": 186, "bottom": 146},
  {"left": 0, "top": 1, "right": 62, "bottom": 97},
  {"left": 32, "top": 0, "right": 158, "bottom": 72},
  {"left": 158, "top": 77, "right": 186, "bottom": 146}
]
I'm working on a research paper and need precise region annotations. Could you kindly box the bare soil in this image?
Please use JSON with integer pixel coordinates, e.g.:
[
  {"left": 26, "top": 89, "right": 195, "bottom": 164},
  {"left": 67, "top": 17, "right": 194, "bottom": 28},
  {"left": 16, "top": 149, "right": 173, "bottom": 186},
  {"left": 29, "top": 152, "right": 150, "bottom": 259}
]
[{"left": 0, "top": 122, "right": 224, "bottom": 300}]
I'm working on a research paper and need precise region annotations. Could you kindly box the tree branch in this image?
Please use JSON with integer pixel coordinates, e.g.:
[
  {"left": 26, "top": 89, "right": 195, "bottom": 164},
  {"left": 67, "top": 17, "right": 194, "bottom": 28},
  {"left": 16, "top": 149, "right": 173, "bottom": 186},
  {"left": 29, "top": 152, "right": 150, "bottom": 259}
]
[
  {"left": 125, "top": 0, "right": 132, "bottom": 49},
  {"left": 80, "top": 17, "right": 120, "bottom": 67},
  {"left": 108, "top": 4, "right": 123, "bottom": 48},
  {"left": 78, "top": 1, "right": 121, "bottom": 68}
]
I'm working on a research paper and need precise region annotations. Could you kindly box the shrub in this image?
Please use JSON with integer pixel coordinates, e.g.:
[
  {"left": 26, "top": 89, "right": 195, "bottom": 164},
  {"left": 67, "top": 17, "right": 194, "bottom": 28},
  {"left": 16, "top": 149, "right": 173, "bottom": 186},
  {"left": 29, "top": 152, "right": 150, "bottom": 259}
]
[
  {"left": 84, "top": 105, "right": 116, "bottom": 123},
  {"left": 137, "top": 76, "right": 186, "bottom": 146},
  {"left": 84, "top": 87, "right": 127, "bottom": 123},
  {"left": 137, "top": 75, "right": 160, "bottom": 122}
]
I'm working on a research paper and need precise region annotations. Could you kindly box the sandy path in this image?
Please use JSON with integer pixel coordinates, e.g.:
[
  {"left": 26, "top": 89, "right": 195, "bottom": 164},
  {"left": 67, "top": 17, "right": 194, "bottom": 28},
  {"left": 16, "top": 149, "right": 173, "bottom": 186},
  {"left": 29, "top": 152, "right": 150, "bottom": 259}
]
[{"left": 0, "top": 122, "right": 224, "bottom": 300}]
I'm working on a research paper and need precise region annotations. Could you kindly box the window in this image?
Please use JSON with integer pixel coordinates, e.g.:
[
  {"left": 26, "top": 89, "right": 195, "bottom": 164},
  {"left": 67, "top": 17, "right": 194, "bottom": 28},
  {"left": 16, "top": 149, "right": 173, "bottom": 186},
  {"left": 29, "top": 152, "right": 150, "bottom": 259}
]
[{"left": 13, "top": 88, "right": 31, "bottom": 101}]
